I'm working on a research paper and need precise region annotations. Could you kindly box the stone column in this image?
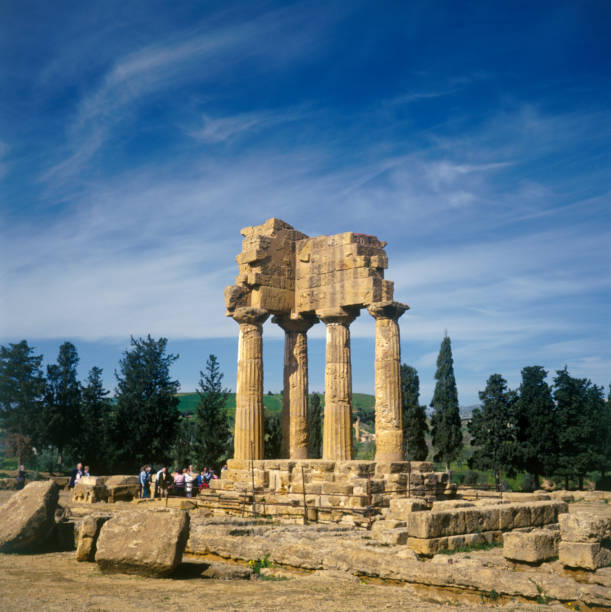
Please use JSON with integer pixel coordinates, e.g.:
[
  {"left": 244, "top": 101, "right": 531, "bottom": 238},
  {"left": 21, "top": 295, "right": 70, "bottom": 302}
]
[
  {"left": 318, "top": 308, "right": 358, "bottom": 461},
  {"left": 272, "top": 314, "right": 317, "bottom": 459},
  {"left": 232, "top": 307, "right": 269, "bottom": 460},
  {"left": 367, "top": 301, "right": 409, "bottom": 462}
]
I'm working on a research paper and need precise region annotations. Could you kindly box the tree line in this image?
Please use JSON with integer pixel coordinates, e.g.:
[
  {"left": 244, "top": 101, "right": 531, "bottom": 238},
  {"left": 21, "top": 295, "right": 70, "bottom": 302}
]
[
  {"left": 0, "top": 337, "right": 231, "bottom": 474},
  {"left": 400, "top": 336, "right": 611, "bottom": 490},
  {"left": 2, "top": 335, "right": 609, "bottom": 489}
]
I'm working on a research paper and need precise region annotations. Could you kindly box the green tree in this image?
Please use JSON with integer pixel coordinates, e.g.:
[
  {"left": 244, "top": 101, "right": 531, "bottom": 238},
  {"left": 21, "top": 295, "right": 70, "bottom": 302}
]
[
  {"left": 79, "top": 366, "right": 113, "bottom": 473},
  {"left": 0, "top": 341, "right": 45, "bottom": 454},
  {"left": 173, "top": 418, "right": 197, "bottom": 469},
  {"left": 194, "top": 354, "right": 231, "bottom": 470},
  {"left": 307, "top": 392, "right": 323, "bottom": 458},
  {"left": 113, "top": 335, "right": 180, "bottom": 472},
  {"left": 401, "top": 364, "right": 429, "bottom": 461},
  {"left": 430, "top": 336, "right": 462, "bottom": 471},
  {"left": 42, "top": 342, "right": 82, "bottom": 471},
  {"left": 264, "top": 412, "right": 282, "bottom": 459},
  {"left": 554, "top": 368, "right": 605, "bottom": 489},
  {"left": 468, "top": 374, "right": 518, "bottom": 490},
  {"left": 514, "top": 366, "right": 556, "bottom": 487}
]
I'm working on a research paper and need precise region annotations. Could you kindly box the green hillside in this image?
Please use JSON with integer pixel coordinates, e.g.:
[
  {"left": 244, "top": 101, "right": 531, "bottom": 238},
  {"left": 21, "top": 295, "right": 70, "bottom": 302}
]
[{"left": 176, "top": 391, "right": 375, "bottom": 428}]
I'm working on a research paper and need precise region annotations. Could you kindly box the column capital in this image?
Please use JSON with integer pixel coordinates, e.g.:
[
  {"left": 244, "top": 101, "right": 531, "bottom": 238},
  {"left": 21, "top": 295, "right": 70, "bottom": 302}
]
[
  {"left": 316, "top": 307, "right": 359, "bottom": 326},
  {"left": 271, "top": 313, "right": 318, "bottom": 333},
  {"left": 231, "top": 306, "right": 269, "bottom": 326},
  {"left": 367, "top": 301, "right": 409, "bottom": 321}
]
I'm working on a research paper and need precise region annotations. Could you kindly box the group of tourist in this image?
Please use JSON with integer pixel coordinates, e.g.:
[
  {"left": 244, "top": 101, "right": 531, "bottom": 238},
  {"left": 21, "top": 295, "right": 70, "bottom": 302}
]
[
  {"left": 68, "top": 462, "right": 91, "bottom": 487},
  {"left": 139, "top": 464, "right": 226, "bottom": 499}
]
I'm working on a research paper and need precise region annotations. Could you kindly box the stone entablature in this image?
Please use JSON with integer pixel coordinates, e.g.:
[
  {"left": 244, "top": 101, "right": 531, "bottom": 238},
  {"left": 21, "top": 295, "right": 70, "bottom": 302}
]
[{"left": 224, "top": 218, "right": 408, "bottom": 462}]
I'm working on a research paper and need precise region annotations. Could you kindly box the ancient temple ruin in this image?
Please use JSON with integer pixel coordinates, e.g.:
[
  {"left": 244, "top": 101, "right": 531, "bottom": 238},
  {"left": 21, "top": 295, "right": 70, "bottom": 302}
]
[{"left": 224, "top": 217, "right": 409, "bottom": 462}]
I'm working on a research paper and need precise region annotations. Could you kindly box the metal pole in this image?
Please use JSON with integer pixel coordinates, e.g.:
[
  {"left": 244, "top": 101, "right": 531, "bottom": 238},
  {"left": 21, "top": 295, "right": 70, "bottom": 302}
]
[
  {"left": 367, "top": 472, "right": 372, "bottom": 530},
  {"left": 301, "top": 466, "right": 308, "bottom": 524},
  {"left": 250, "top": 440, "right": 257, "bottom": 518}
]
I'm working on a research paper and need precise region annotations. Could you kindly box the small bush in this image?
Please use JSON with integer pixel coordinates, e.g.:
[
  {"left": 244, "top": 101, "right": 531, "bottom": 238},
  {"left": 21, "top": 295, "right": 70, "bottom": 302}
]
[
  {"left": 521, "top": 473, "right": 537, "bottom": 492},
  {"left": 463, "top": 470, "right": 480, "bottom": 486}
]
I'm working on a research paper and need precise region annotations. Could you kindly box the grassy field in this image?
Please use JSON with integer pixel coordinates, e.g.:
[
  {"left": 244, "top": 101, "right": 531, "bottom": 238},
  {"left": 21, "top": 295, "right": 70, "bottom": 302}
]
[{"left": 176, "top": 392, "right": 375, "bottom": 428}]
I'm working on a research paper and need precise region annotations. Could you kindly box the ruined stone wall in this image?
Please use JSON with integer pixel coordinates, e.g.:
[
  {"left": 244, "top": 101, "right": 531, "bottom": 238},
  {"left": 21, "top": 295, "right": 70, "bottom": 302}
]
[{"left": 225, "top": 219, "right": 396, "bottom": 317}]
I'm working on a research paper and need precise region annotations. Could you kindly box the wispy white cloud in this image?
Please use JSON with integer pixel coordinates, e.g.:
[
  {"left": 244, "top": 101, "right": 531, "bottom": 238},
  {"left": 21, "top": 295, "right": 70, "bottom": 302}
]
[{"left": 189, "top": 108, "right": 307, "bottom": 143}]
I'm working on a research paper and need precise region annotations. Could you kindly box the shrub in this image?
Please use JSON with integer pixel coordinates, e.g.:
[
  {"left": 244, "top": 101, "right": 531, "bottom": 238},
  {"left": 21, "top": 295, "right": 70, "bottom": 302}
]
[
  {"left": 521, "top": 473, "right": 537, "bottom": 492},
  {"left": 463, "top": 470, "right": 480, "bottom": 486}
]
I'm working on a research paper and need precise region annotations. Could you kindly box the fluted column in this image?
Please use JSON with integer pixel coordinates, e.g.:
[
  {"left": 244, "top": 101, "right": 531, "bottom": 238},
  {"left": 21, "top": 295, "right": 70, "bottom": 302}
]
[
  {"left": 367, "top": 301, "right": 409, "bottom": 462},
  {"left": 232, "top": 307, "right": 269, "bottom": 460},
  {"left": 272, "top": 314, "right": 318, "bottom": 459},
  {"left": 318, "top": 308, "right": 358, "bottom": 460}
]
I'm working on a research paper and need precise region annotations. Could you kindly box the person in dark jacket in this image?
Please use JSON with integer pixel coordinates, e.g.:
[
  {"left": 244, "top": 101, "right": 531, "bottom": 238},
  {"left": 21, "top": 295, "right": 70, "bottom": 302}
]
[
  {"left": 69, "top": 462, "right": 83, "bottom": 488},
  {"left": 16, "top": 465, "right": 26, "bottom": 490}
]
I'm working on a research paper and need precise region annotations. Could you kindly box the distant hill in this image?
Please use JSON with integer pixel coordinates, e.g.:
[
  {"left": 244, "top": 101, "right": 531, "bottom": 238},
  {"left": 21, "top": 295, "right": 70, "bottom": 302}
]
[
  {"left": 176, "top": 391, "right": 475, "bottom": 430},
  {"left": 176, "top": 392, "right": 375, "bottom": 428}
]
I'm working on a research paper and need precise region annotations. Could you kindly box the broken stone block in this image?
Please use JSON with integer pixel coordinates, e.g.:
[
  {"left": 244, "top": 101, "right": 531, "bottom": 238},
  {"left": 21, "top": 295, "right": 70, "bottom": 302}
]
[
  {"left": 104, "top": 475, "right": 140, "bottom": 502},
  {"left": 388, "top": 498, "right": 427, "bottom": 519},
  {"left": 0, "top": 480, "right": 59, "bottom": 552},
  {"left": 76, "top": 514, "right": 111, "bottom": 562},
  {"left": 503, "top": 529, "right": 559, "bottom": 563},
  {"left": 559, "top": 541, "right": 611, "bottom": 570},
  {"left": 559, "top": 510, "right": 611, "bottom": 543},
  {"left": 374, "top": 528, "right": 409, "bottom": 546},
  {"left": 95, "top": 509, "right": 189, "bottom": 576},
  {"left": 201, "top": 561, "right": 253, "bottom": 580}
]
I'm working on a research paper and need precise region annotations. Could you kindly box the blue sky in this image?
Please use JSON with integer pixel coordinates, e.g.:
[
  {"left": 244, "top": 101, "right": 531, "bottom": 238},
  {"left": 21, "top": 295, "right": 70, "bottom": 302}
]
[{"left": 0, "top": 1, "right": 609, "bottom": 405}]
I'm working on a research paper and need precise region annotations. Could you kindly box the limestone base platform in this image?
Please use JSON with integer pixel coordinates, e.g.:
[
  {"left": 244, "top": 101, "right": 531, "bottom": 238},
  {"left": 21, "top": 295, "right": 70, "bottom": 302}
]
[{"left": 197, "top": 459, "right": 455, "bottom": 525}]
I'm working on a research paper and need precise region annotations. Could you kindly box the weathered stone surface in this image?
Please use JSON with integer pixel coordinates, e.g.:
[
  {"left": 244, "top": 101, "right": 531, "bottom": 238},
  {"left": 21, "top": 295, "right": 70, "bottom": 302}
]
[
  {"left": 104, "top": 476, "right": 139, "bottom": 502},
  {"left": 320, "top": 310, "right": 357, "bottom": 460},
  {"left": 559, "top": 541, "right": 611, "bottom": 570},
  {"left": 407, "top": 530, "right": 501, "bottom": 555},
  {"left": 373, "top": 527, "right": 409, "bottom": 545},
  {"left": 389, "top": 497, "right": 428, "bottom": 518},
  {"left": 232, "top": 306, "right": 269, "bottom": 460},
  {"left": 406, "top": 501, "right": 567, "bottom": 539},
  {"left": 95, "top": 510, "right": 189, "bottom": 576},
  {"left": 367, "top": 301, "right": 408, "bottom": 462},
  {"left": 503, "top": 528, "right": 559, "bottom": 563},
  {"left": 201, "top": 561, "right": 253, "bottom": 580},
  {"left": 273, "top": 314, "right": 316, "bottom": 459},
  {"left": 184, "top": 517, "right": 611, "bottom": 607},
  {"left": 0, "top": 480, "right": 59, "bottom": 552},
  {"left": 559, "top": 509, "right": 611, "bottom": 543},
  {"left": 76, "top": 514, "right": 111, "bottom": 562},
  {"left": 72, "top": 476, "right": 108, "bottom": 503}
]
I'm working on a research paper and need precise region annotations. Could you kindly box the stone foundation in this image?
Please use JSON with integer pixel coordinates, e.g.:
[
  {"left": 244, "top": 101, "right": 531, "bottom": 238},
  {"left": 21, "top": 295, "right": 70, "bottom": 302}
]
[{"left": 196, "top": 459, "right": 453, "bottom": 524}]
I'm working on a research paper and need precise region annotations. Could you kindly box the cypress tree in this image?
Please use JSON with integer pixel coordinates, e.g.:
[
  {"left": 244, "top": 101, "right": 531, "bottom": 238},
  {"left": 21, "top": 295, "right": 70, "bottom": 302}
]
[
  {"left": 113, "top": 336, "right": 180, "bottom": 472},
  {"left": 554, "top": 367, "right": 605, "bottom": 490},
  {"left": 194, "top": 354, "right": 231, "bottom": 470},
  {"left": 514, "top": 366, "right": 556, "bottom": 487},
  {"left": 307, "top": 392, "right": 323, "bottom": 458},
  {"left": 42, "top": 342, "right": 82, "bottom": 471},
  {"left": 401, "top": 364, "right": 428, "bottom": 461},
  {"left": 468, "top": 373, "right": 518, "bottom": 490},
  {"left": 79, "top": 366, "right": 113, "bottom": 473},
  {"left": 0, "top": 341, "right": 45, "bottom": 451},
  {"left": 430, "top": 336, "right": 462, "bottom": 471}
]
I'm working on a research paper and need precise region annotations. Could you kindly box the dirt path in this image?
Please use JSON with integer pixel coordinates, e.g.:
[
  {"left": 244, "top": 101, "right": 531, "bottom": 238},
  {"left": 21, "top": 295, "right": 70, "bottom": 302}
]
[{"left": 0, "top": 550, "right": 566, "bottom": 611}]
